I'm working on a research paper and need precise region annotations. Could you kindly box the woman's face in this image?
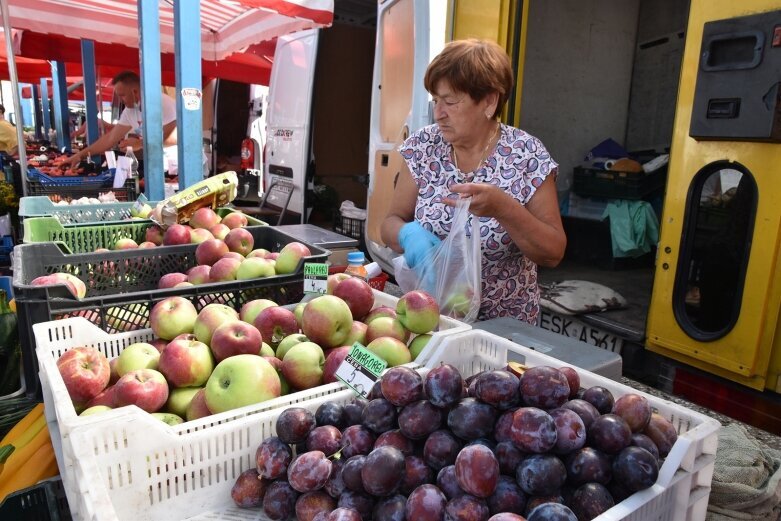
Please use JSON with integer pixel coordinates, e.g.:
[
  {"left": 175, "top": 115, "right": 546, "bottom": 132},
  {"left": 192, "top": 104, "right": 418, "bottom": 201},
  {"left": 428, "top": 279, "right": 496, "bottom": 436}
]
[{"left": 432, "top": 79, "right": 490, "bottom": 145}]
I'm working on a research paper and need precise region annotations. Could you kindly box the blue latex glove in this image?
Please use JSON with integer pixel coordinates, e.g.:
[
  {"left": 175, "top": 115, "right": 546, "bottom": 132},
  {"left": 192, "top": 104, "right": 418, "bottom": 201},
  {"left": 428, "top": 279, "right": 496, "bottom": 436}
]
[{"left": 398, "top": 221, "right": 441, "bottom": 269}]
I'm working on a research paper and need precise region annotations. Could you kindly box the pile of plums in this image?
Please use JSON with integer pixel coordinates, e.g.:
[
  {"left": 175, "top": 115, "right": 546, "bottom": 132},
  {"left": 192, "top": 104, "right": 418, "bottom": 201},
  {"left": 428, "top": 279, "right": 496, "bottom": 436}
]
[{"left": 230, "top": 362, "right": 678, "bottom": 521}]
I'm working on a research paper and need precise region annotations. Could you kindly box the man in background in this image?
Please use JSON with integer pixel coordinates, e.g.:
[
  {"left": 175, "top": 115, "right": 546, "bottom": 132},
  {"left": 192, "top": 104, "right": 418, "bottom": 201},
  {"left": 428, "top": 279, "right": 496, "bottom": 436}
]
[{"left": 0, "top": 105, "right": 18, "bottom": 156}]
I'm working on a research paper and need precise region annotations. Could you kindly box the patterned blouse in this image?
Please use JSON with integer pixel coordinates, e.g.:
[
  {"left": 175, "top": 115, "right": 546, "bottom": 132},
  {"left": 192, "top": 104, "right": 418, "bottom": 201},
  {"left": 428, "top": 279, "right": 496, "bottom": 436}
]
[{"left": 399, "top": 123, "right": 558, "bottom": 324}]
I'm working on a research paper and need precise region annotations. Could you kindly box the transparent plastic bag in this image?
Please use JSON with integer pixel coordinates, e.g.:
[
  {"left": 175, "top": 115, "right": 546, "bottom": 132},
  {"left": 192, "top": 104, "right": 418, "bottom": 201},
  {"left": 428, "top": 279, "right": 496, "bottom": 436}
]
[{"left": 393, "top": 198, "right": 482, "bottom": 322}]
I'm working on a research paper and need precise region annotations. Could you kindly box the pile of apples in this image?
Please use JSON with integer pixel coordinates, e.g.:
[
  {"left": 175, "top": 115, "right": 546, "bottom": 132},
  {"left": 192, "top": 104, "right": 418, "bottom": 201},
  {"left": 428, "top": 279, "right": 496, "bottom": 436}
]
[
  {"left": 29, "top": 272, "right": 88, "bottom": 298},
  {"left": 55, "top": 280, "right": 442, "bottom": 427}
]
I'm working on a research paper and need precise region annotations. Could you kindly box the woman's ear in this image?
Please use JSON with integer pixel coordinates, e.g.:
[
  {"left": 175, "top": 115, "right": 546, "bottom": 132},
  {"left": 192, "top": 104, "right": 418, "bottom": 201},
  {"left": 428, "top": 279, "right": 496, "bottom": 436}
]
[{"left": 484, "top": 92, "right": 499, "bottom": 118}]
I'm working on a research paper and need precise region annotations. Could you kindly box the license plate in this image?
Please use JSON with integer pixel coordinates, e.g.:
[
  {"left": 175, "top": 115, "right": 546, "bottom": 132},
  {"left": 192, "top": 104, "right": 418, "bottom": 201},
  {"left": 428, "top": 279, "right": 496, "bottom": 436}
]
[{"left": 538, "top": 309, "right": 624, "bottom": 353}]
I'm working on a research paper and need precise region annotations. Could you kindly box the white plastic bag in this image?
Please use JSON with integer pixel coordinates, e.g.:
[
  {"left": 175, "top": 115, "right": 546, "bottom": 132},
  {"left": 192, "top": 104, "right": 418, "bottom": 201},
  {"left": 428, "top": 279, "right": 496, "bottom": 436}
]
[{"left": 394, "top": 198, "right": 482, "bottom": 322}]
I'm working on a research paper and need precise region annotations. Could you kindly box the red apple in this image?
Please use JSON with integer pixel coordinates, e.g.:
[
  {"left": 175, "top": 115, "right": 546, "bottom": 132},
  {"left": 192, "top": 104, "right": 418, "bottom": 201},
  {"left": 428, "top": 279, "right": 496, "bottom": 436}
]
[
  {"left": 138, "top": 241, "right": 157, "bottom": 249},
  {"left": 56, "top": 346, "right": 111, "bottom": 405},
  {"left": 225, "top": 227, "right": 255, "bottom": 256},
  {"left": 145, "top": 225, "right": 165, "bottom": 245},
  {"left": 108, "top": 357, "right": 121, "bottom": 384},
  {"left": 209, "top": 223, "right": 230, "bottom": 240},
  {"left": 365, "top": 316, "right": 409, "bottom": 344},
  {"left": 221, "top": 251, "right": 245, "bottom": 262},
  {"left": 185, "top": 388, "right": 212, "bottom": 421},
  {"left": 209, "top": 257, "right": 242, "bottom": 282},
  {"left": 190, "top": 207, "right": 222, "bottom": 230},
  {"left": 366, "top": 337, "right": 412, "bottom": 367},
  {"left": 204, "top": 355, "right": 281, "bottom": 413},
  {"left": 190, "top": 228, "right": 215, "bottom": 244},
  {"left": 193, "top": 303, "right": 240, "bottom": 345},
  {"left": 31, "top": 274, "right": 80, "bottom": 298},
  {"left": 327, "top": 273, "right": 351, "bottom": 295},
  {"left": 158, "top": 338, "right": 214, "bottom": 387},
  {"left": 253, "top": 306, "right": 299, "bottom": 346},
  {"left": 52, "top": 273, "right": 87, "bottom": 299},
  {"left": 150, "top": 338, "right": 168, "bottom": 353},
  {"left": 158, "top": 272, "right": 189, "bottom": 289},
  {"left": 333, "top": 277, "right": 375, "bottom": 319},
  {"left": 343, "top": 321, "right": 368, "bottom": 346},
  {"left": 163, "top": 224, "right": 192, "bottom": 246},
  {"left": 196, "top": 238, "right": 229, "bottom": 266},
  {"left": 85, "top": 384, "right": 117, "bottom": 408},
  {"left": 210, "top": 321, "right": 263, "bottom": 362},
  {"left": 301, "top": 295, "right": 353, "bottom": 348},
  {"left": 247, "top": 248, "right": 271, "bottom": 259},
  {"left": 113, "top": 238, "right": 138, "bottom": 250},
  {"left": 281, "top": 342, "right": 325, "bottom": 390},
  {"left": 263, "top": 356, "right": 290, "bottom": 395},
  {"left": 150, "top": 296, "right": 199, "bottom": 340},
  {"left": 239, "top": 299, "right": 278, "bottom": 324},
  {"left": 323, "top": 346, "right": 351, "bottom": 384},
  {"left": 363, "top": 306, "right": 397, "bottom": 325},
  {"left": 265, "top": 252, "right": 280, "bottom": 260},
  {"left": 221, "top": 211, "right": 249, "bottom": 229},
  {"left": 114, "top": 368, "right": 169, "bottom": 412},
  {"left": 187, "top": 264, "right": 213, "bottom": 285},
  {"left": 275, "top": 242, "right": 312, "bottom": 274},
  {"left": 396, "top": 290, "right": 440, "bottom": 334}
]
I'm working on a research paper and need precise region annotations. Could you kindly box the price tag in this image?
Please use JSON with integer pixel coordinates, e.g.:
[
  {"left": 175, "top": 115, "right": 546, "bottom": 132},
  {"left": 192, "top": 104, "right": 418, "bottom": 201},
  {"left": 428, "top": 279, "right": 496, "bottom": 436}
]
[
  {"left": 303, "top": 262, "right": 328, "bottom": 294},
  {"left": 335, "top": 343, "right": 387, "bottom": 397},
  {"left": 114, "top": 156, "right": 131, "bottom": 188}
]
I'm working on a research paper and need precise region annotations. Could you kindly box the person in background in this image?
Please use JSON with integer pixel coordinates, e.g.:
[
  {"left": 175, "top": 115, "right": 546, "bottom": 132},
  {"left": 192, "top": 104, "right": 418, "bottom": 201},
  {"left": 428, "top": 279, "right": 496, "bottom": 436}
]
[
  {"left": 66, "top": 70, "right": 178, "bottom": 175},
  {"left": 0, "top": 105, "right": 18, "bottom": 156},
  {"left": 380, "top": 39, "right": 566, "bottom": 324}
]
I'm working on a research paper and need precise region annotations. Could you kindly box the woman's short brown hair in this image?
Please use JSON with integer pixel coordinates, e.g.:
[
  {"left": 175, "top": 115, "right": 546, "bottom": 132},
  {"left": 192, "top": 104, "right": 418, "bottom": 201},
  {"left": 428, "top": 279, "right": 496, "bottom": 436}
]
[{"left": 424, "top": 39, "right": 514, "bottom": 119}]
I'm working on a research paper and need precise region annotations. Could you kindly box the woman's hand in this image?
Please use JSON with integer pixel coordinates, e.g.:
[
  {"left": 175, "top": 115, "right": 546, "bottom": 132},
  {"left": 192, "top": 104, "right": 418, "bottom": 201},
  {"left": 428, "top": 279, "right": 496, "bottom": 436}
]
[
  {"left": 118, "top": 137, "right": 143, "bottom": 152},
  {"left": 444, "top": 182, "right": 513, "bottom": 219}
]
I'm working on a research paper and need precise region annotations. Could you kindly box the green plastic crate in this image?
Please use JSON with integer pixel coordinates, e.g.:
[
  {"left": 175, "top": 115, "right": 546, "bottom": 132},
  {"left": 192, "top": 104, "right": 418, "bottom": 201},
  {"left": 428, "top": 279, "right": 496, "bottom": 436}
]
[
  {"left": 22, "top": 209, "right": 267, "bottom": 253},
  {"left": 19, "top": 196, "right": 160, "bottom": 224}
]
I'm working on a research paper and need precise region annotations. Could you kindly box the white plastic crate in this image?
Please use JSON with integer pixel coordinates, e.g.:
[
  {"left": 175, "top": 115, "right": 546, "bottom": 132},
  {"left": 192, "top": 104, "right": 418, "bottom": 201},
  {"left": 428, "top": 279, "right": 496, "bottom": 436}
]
[
  {"left": 33, "top": 289, "right": 468, "bottom": 496},
  {"left": 424, "top": 330, "right": 721, "bottom": 521}
]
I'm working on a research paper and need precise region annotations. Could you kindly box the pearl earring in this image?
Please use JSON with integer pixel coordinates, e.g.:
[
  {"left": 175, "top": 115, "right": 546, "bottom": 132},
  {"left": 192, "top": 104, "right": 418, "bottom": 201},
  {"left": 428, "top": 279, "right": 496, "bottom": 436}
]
[{"left": 485, "top": 112, "right": 492, "bottom": 119}]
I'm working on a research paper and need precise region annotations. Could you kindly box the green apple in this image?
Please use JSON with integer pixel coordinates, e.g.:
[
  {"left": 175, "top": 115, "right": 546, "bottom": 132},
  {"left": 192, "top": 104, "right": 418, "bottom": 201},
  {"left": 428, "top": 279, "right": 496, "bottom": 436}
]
[
  {"left": 239, "top": 299, "right": 278, "bottom": 325},
  {"left": 301, "top": 295, "right": 353, "bottom": 348},
  {"left": 193, "top": 304, "right": 240, "bottom": 346},
  {"left": 396, "top": 290, "right": 440, "bottom": 334},
  {"left": 366, "top": 337, "right": 412, "bottom": 367},
  {"left": 116, "top": 342, "right": 161, "bottom": 377},
  {"left": 204, "top": 355, "right": 281, "bottom": 413},
  {"left": 280, "top": 341, "right": 325, "bottom": 390},
  {"left": 293, "top": 302, "right": 307, "bottom": 327},
  {"left": 276, "top": 333, "right": 309, "bottom": 361},
  {"left": 236, "top": 257, "right": 277, "bottom": 280},
  {"left": 152, "top": 412, "right": 185, "bottom": 426},
  {"left": 408, "top": 334, "right": 433, "bottom": 360},
  {"left": 79, "top": 405, "right": 112, "bottom": 416},
  {"left": 259, "top": 342, "right": 275, "bottom": 357},
  {"left": 165, "top": 387, "right": 202, "bottom": 417}
]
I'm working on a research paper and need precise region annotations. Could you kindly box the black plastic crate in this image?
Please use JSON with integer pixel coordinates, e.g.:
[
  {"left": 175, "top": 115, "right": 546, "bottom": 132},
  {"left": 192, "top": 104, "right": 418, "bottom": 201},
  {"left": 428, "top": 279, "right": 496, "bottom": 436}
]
[
  {"left": 0, "top": 477, "right": 71, "bottom": 521},
  {"left": 12, "top": 226, "right": 329, "bottom": 399},
  {"left": 573, "top": 166, "right": 667, "bottom": 200},
  {"left": 334, "top": 213, "right": 365, "bottom": 242}
]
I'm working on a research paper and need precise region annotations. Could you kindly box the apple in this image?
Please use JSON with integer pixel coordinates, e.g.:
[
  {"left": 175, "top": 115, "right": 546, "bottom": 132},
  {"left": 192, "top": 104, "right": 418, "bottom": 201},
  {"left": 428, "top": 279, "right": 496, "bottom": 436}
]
[
  {"left": 175, "top": 281, "right": 193, "bottom": 288},
  {"left": 130, "top": 202, "right": 153, "bottom": 219},
  {"left": 113, "top": 238, "right": 138, "bottom": 250},
  {"left": 222, "top": 251, "right": 245, "bottom": 262},
  {"left": 239, "top": 299, "right": 278, "bottom": 324},
  {"left": 150, "top": 339, "right": 168, "bottom": 353},
  {"left": 165, "top": 386, "right": 202, "bottom": 417},
  {"left": 210, "top": 321, "right": 263, "bottom": 362},
  {"left": 173, "top": 333, "right": 198, "bottom": 342},
  {"left": 247, "top": 248, "right": 271, "bottom": 259},
  {"left": 343, "top": 321, "right": 368, "bottom": 346},
  {"left": 275, "top": 333, "right": 309, "bottom": 361},
  {"left": 408, "top": 333, "right": 433, "bottom": 360},
  {"left": 85, "top": 384, "right": 117, "bottom": 408},
  {"left": 145, "top": 225, "right": 165, "bottom": 245},
  {"left": 150, "top": 296, "right": 199, "bottom": 340},
  {"left": 187, "top": 264, "right": 213, "bottom": 285},
  {"left": 196, "top": 238, "right": 230, "bottom": 266},
  {"left": 158, "top": 272, "right": 189, "bottom": 289},
  {"left": 442, "top": 289, "right": 474, "bottom": 318},
  {"left": 365, "top": 316, "right": 409, "bottom": 344},
  {"left": 366, "top": 337, "right": 412, "bottom": 367},
  {"left": 293, "top": 302, "right": 307, "bottom": 328},
  {"left": 397, "top": 290, "right": 440, "bottom": 334},
  {"left": 301, "top": 295, "right": 353, "bottom": 348},
  {"left": 274, "top": 242, "right": 312, "bottom": 274},
  {"left": 327, "top": 273, "right": 351, "bottom": 295},
  {"left": 209, "top": 257, "right": 242, "bottom": 282},
  {"left": 260, "top": 342, "right": 275, "bottom": 357},
  {"left": 190, "top": 228, "right": 215, "bottom": 244},
  {"left": 158, "top": 338, "right": 214, "bottom": 387},
  {"left": 323, "top": 346, "right": 351, "bottom": 384},
  {"left": 281, "top": 342, "right": 325, "bottom": 390},
  {"left": 263, "top": 356, "right": 291, "bottom": 395},
  {"left": 80, "top": 405, "right": 112, "bottom": 416},
  {"left": 236, "top": 257, "right": 276, "bottom": 280},
  {"left": 221, "top": 211, "right": 249, "bottom": 229},
  {"left": 265, "top": 252, "right": 280, "bottom": 261},
  {"left": 205, "top": 355, "right": 281, "bottom": 413},
  {"left": 31, "top": 274, "right": 80, "bottom": 298},
  {"left": 113, "top": 369, "right": 169, "bottom": 413},
  {"left": 108, "top": 358, "right": 121, "bottom": 384},
  {"left": 163, "top": 224, "right": 192, "bottom": 246},
  {"left": 209, "top": 223, "right": 230, "bottom": 240},
  {"left": 193, "top": 303, "right": 240, "bottom": 346},
  {"left": 225, "top": 227, "right": 255, "bottom": 256},
  {"left": 190, "top": 207, "right": 222, "bottom": 230},
  {"left": 115, "top": 342, "right": 160, "bottom": 376},
  {"left": 186, "top": 388, "right": 212, "bottom": 421},
  {"left": 138, "top": 241, "right": 157, "bottom": 249},
  {"left": 56, "top": 346, "right": 111, "bottom": 405},
  {"left": 333, "top": 277, "right": 375, "bottom": 319},
  {"left": 253, "top": 306, "right": 299, "bottom": 346},
  {"left": 52, "top": 273, "right": 87, "bottom": 299},
  {"left": 152, "top": 412, "right": 185, "bottom": 426},
  {"left": 363, "top": 306, "right": 397, "bottom": 325}
]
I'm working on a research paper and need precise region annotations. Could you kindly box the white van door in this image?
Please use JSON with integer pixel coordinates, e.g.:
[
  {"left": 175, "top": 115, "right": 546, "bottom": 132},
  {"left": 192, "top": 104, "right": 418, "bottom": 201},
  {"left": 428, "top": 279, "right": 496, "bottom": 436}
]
[
  {"left": 365, "top": 0, "right": 448, "bottom": 272},
  {"left": 265, "top": 29, "right": 320, "bottom": 221}
]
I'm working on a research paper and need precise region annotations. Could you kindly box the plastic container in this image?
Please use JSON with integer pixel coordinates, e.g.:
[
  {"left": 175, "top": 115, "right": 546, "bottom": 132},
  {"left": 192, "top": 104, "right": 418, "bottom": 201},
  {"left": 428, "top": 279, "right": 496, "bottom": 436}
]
[
  {"left": 14, "top": 226, "right": 328, "bottom": 399},
  {"left": 344, "top": 251, "right": 368, "bottom": 278},
  {"left": 26, "top": 176, "right": 137, "bottom": 202},
  {"left": 0, "top": 476, "right": 71, "bottom": 521},
  {"left": 59, "top": 328, "right": 715, "bottom": 521},
  {"left": 19, "top": 196, "right": 161, "bottom": 225}
]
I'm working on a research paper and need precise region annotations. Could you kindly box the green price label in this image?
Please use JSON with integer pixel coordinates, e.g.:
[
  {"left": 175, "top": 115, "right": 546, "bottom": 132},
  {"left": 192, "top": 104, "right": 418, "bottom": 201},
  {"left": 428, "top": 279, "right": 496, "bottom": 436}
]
[
  {"left": 304, "top": 263, "right": 329, "bottom": 277},
  {"left": 303, "top": 262, "right": 329, "bottom": 294}
]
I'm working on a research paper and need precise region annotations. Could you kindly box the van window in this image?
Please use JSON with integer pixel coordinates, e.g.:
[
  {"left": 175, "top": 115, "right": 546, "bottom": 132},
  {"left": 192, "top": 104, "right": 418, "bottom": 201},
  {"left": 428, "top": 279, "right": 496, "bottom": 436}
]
[{"left": 674, "top": 162, "right": 756, "bottom": 339}]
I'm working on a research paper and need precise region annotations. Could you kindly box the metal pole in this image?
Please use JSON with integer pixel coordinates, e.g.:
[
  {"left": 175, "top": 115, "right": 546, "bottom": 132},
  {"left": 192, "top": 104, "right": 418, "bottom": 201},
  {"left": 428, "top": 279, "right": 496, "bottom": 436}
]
[
  {"left": 138, "top": 0, "right": 165, "bottom": 201},
  {"left": 174, "top": 0, "right": 203, "bottom": 190},
  {"left": 32, "top": 83, "right": 43, "bottom": 141},
  {"left": 50, "top": 61, "right": 71, "bottom": 153},
  {"left": 1, "top": 0, "right": 28, "bottom": 196},
  {"left": 80, "top": 39, "right": 100, "bottom": 152},
  {"left": 40, "top": 78, "right": 51, "bottom": 138}
]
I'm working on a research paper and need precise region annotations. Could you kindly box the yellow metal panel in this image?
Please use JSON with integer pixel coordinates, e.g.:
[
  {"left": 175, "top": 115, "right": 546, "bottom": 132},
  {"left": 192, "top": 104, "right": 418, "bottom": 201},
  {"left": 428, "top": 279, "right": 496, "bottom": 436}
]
[{"left": 646, "top": 0, "right": 781, "bottom": 391}]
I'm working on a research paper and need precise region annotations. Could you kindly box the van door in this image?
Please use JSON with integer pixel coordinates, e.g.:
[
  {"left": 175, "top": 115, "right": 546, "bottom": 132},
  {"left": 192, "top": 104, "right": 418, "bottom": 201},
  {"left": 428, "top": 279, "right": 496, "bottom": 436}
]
[
  {"left": 365, "top": 0, "right": 448, "bottom": 271},
  {"left": 265, "top": 29, "right": 320, "bottom": 221}
]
